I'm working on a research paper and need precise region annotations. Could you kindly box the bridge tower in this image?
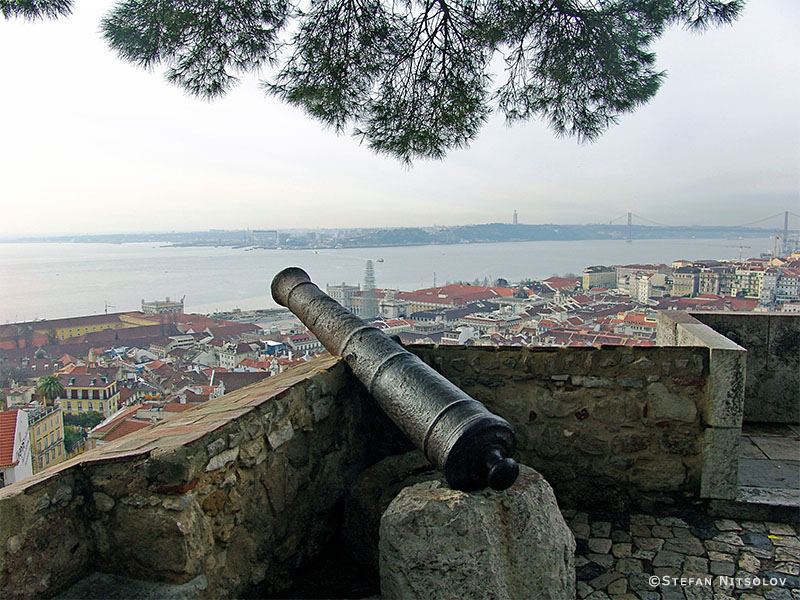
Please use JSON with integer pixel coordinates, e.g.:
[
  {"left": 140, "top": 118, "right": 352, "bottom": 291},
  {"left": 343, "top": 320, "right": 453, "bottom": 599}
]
[{"left": 627, "top": 212, "right": 632, "bottom": 243}]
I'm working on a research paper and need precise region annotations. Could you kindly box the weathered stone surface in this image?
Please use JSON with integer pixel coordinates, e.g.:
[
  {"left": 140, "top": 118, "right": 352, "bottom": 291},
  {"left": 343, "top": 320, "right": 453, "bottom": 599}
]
[
  {"left": 93, "top": 492, "right": 115, "bottom": 512},
  {"left": 379, "top": 466, "right": 575, "bottom": 600},
  {"left": 205, "top": 447, "right": 239, "bottom": 472},
  {"left": 267, "top": 420, "right": 295, "bottom": 449},
  {"left": 411, "top": 344, "right": 710, "bottom": 510},
  {"left": 647, "top": 382, "right": 697, "bottom": 423},
  {"left": 693, "top": 312, "right": 799, "bottom": 424},
  {"left": 54, "top": 572, "right": 208, "bottom": 600},
  {"left": 342, "top": 450, "right": 437, "bottom": 575},
  {"left": 700, "top": 427, "right": 740, "bottom": 500}
]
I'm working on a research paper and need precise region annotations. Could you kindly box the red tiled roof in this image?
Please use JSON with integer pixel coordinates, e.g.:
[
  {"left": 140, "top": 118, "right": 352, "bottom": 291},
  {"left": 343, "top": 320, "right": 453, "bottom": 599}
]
[
  {"left": 102, "top": 419, "right": 152, "bottom": 443},
  {"left": 59, "top": 373, "right": 115, "bottom": 388},
  {"left": 163, "top": 403, "right": 196, "bottom": 413},
  {"left": 91, "top": 405, "right": 151, "bottom": 435},
  {"left": 0, "top": 411, "right": 20, "bottom": 468},
  {"left": 396, "top": 285, "right": 506, "bottom": 306},
  {"left": 542, "top": 277, "right": 580, "bottom": 290}
]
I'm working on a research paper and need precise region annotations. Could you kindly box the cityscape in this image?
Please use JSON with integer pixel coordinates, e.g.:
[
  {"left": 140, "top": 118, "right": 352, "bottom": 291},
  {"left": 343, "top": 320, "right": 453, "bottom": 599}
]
[
  {"left": 1, "top": 0, "right": 798, "bottom": 596},
  {"left": 2, "top": 246, "right": 798, "bottom": 487}
]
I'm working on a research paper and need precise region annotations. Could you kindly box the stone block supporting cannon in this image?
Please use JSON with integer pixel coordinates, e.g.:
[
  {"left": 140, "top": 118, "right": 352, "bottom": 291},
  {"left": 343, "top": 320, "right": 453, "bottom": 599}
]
[{"left": 271, "top": 267, "right": 519, "bottom": 491}]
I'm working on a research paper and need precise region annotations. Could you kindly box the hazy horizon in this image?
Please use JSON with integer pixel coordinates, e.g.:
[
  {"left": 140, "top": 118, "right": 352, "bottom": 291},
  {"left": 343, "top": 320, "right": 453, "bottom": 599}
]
[
  {"left": 0, "top": 0, "right": 798, "bottom": 235},
  {"left": 0, "top": 219, "right": 792, "bottom": 241}
]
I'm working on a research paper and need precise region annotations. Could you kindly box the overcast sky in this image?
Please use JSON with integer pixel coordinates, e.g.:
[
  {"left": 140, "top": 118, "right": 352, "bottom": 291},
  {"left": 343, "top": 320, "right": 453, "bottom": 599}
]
[{"left": 0, "top": 0, "right": 797, "bottom": 235}]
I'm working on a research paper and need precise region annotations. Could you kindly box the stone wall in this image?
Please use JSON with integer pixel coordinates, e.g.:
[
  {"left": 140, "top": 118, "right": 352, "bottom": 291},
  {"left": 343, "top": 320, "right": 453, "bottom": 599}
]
[
  {"left": 410, "top": 343, "right": 734, "bottom": 510},
  {"left": 0, "top": 357, "right": 404, "bottom": 600},
  {"left": 0, "top": 333, "right": 752, "bottom": 598},
  {"left": 691, "top": 312, "right": 800, "bottom": 424}
]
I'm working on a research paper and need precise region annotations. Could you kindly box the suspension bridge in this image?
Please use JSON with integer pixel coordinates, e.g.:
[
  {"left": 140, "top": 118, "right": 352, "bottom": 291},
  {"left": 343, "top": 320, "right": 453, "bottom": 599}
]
[{"left": 607, "top": 211, "right": 800, "bottom": 252}]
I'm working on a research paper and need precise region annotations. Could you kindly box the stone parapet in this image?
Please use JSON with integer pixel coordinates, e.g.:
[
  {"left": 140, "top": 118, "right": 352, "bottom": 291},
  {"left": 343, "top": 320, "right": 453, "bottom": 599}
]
[
  {"left": 411, "top": 342, "right": 737, "bottom": 507},
  {"left": 691, "top": 312, "right": 800, "bottom": 424},
  {"left": 0, "top": 356, "right": 399, "bottom": 600},
  {"left": 657, "top": 311, "right": 751, "bottom": 500}
]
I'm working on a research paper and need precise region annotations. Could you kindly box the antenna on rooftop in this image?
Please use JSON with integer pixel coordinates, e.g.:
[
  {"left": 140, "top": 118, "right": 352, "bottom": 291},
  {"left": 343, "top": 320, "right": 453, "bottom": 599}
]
[
  {"left": 104, "top": 301, "right": 114, "bottom": 314},
  {"left": 783, "top": 211, "right": 790, "bottom": 255}
]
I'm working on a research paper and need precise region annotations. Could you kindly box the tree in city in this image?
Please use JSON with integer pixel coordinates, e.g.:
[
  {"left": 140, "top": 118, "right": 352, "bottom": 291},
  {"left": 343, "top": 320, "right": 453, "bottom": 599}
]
[
  {"left": 64, "top": 411, "right": 105, "bottom": 429},
  {"left": 3, "top": 0, "right": 742, "bottom": 162},
  {"left": 36, "top": 374, "right": 65, "bottom": 403},
  {"left": 63, "top": 425, "right": 83, "bottom": 453}
]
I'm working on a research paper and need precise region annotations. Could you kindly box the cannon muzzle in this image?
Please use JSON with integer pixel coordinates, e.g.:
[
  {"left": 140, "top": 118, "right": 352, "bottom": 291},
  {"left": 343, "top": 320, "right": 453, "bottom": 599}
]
[{"left": 271, "top": 267, "right": 519, "bottom": 492}]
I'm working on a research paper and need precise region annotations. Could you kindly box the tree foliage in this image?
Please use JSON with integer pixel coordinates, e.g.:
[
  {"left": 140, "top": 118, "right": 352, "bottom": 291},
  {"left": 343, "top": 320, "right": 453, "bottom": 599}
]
[
  {"left": 37, "top": 374, "right": 65, "bottom": 402},
  {"left": 64, "top": 411, "right": 105, "bottom": 429},
  {"left": 3, "top": 0, "right": 743, "bottom": 162},
  {"left": 63, "top": 425, "right": 83, "bottom": 452}
]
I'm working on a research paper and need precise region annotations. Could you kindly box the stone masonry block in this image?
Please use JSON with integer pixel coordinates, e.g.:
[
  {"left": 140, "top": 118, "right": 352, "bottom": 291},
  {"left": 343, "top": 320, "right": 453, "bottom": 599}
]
[
  {"left": 379, "top": 466, "right": 575, "bottom": 600},
  {"left": 700, "top": 427, "right": 740, "bottom": 500},
  {"left": 701, "top": 347, "right": 746, "bottom": 428}
]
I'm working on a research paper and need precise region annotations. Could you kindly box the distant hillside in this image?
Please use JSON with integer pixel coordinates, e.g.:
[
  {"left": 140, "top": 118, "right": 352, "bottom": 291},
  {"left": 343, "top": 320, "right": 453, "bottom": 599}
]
[{"left": 3, "top": 222, "right": 777, "bottom": 248}]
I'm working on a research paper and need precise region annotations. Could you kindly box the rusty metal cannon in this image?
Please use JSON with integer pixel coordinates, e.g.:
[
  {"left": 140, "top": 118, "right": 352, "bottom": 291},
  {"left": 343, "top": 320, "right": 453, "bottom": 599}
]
[{"left": 271, "top": 267, "right": 519, "bottom": 492}]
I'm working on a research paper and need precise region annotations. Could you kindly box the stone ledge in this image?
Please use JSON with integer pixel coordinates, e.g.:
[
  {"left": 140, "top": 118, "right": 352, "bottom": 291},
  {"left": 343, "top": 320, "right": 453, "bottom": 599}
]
[
  {"left": 54, "top": 572, "right": 207, "bottom": 600},
  {"left": 0, "top": 355, "right": 339, "bottom": 500}
]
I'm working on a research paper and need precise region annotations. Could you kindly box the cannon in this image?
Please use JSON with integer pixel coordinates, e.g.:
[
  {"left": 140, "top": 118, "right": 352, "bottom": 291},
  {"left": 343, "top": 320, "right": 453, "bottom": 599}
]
[{"left": 271, "top": 267, "right": 519, "bottom": 492}]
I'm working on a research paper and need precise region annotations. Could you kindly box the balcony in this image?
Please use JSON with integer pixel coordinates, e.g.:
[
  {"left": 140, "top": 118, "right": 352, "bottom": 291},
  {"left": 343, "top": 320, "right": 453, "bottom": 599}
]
[{"left": 0, "top": 311, "right": 797, "bottom": 599}]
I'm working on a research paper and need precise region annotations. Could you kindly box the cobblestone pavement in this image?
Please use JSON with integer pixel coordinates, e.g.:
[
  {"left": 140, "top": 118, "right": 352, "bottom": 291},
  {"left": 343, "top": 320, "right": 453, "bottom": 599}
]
[{"left": 563, "top": 509, "right": 800, "bottom": 600}]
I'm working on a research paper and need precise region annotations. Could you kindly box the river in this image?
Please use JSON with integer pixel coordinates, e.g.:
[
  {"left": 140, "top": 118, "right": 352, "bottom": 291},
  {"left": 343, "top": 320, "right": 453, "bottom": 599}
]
[{"left": 0, "top": 237, "right": 773, "bottom": 323}]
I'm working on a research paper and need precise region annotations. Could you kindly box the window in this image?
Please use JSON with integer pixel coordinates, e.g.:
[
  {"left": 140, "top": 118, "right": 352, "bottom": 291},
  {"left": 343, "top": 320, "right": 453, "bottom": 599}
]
[
  {"left": 57, "top": 446, "right": 61, "bottom": 456},
  {"left": 66, "top": 402, "right": 71, "bottom": 410},
  {"left": 88, "top": 403, "right": 92, "bottom": 410},
  {"left": 45, "top": 454, "right": 50, "bottom": 465},
  {"left": 77, "top": 402, "right": 82, "bottom": 410},
  {"left": 38, "top": 441, "right": 42, "bottom": 452},
  {"left": 36, "top": 425, "right": 40, "bottom": 436},
  {"left": 39, "top": 458, "right": 43, "bottom": 469}
]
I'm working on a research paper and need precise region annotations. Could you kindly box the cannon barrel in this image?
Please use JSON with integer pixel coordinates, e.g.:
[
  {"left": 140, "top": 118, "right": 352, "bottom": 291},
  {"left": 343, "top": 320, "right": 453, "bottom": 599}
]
[{"left": 271, "top": 267, "right": 519, "bottom": 492}]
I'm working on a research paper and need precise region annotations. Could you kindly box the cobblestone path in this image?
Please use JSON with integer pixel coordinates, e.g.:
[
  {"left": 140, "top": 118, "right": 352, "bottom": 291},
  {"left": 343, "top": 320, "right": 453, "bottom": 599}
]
[{"left": 564, "top": 509, "right": 800, "bottom": 600}]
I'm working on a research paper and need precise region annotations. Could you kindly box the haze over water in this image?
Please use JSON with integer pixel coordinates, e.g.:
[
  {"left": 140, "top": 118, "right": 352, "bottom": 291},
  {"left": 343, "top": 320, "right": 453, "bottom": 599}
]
[{"left": 0, "top": 238, "right": 774, "bottom": 323}]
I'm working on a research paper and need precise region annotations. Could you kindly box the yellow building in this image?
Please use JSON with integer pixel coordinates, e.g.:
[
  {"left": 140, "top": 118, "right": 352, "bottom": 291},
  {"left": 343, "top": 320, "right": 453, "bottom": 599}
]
[
  {"left": 22, "top": 405, "right": 67, "bottom": 473},
  {"left": 582, "top": 266, "right": 617, "bottom": 291},
  {"left": 31, "top": 312, "right": 161, "bottom": 342},
  {"left": 119, "top": 313, "right": 163, "bottom": 327},
  {"left": 59, "top": 374, "right": 121, "bottom": 418}
]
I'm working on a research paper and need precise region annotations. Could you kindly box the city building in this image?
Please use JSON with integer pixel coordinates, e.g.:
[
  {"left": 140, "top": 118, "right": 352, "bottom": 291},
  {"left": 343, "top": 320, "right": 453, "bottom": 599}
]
[
  {"left": 671, "top": 266, "right": 700, "bottom": 297},
  {"left": 776, "top": 270, "right": 800, "bottom": 304},
  {"left": 378, "top": 291, "right": 411, "bottom": 319},
  {"left": 326, "top": 283, "right": 361, "bottom": 312},
  {"left": 59, "top": 374, "right": 121, "bottom": 418},
  {"left": 582, "top": 266, "right": 616, "bottom": 291},
  {"left": 218, "top": 342, "right": 259, "bottom": 369},
  {"left": 615, "top": 264, "right": 666, "bottom": 295},
  {"left": 251, "top": 230, "right": 278, "bottom": 247},
  {"left": 141, "top": 297, "right": 185, "bottom": 314},
  {"left": 0, "top": 410, "right": 32, "bottom": 488},
  {"left": 731, "top": 265, "right": 766, "bottom": 299},
  {"left": 21, "top": 404, "right": 66, "bottom": 473}
]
